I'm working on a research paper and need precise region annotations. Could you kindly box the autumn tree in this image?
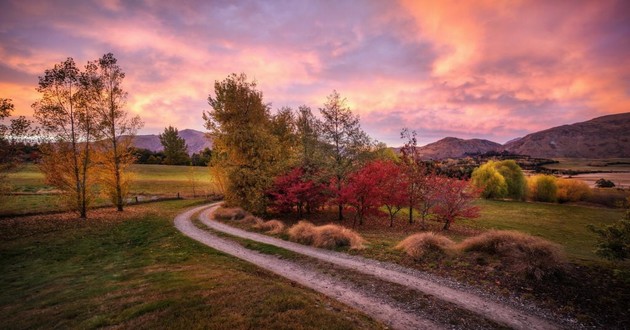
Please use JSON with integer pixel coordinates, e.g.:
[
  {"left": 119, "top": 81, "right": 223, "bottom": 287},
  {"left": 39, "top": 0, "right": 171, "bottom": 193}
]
[
  {"left": 377, "top": 160, "right": 408, "bottom": 227},
  {"left": 400, "top": 128, "right": 430, "bottom": 225},
  {"left": 340, "top": 161, "right": 385, "bottom": 227},
  {"left": 319, "top": 90, "right": 371, "bottom": 221},
  {"left": 159, "top": 126, "right": 190, "bottom": 165},
  {"left": 33, "top": 58, "right": 96, "bottom": 218},
  {"left": 83, "top": 53, "right": 142, "bottom": 211},
  {"left": 432, "top": 177, "right": 480, "bottom": 230},
  {"left": 203, "top": 73, "right": 280, "bottom": 213},
  {"left": 268, "top": 167, "right": 327, "bottom": 217},
  {"left": 0, "top": 98, "right": 34, "bottom": 197},
  {"left": 296, "top": 105, "right": 324, "bottom": 171},
  {"left": 471, "top": 160, "right": 526, "bottom": 200}
]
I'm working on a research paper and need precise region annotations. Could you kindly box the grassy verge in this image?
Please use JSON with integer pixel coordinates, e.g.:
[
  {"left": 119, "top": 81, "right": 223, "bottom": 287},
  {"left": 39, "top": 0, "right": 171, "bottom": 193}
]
[{"left": 0, "top": 200, "right": 379, "bottom": 329}]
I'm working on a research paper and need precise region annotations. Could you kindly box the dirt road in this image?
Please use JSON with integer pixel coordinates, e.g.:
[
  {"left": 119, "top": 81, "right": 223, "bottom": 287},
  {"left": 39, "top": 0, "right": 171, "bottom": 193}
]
[{"left": 176, "top": 203, "right": 560, "bottom": 329}]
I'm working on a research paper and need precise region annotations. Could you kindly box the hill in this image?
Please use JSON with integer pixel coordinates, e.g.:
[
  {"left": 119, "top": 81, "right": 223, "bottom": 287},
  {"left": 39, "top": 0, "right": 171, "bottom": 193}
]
[
  {"left": 131, "top": 129, "right": 212, "bottom": 154},
  {"left": 502, "top": 112, "right": 630, "bottom": 158},
  {"left": 415, "top": 137, "right": 501, "bottom": 160}
]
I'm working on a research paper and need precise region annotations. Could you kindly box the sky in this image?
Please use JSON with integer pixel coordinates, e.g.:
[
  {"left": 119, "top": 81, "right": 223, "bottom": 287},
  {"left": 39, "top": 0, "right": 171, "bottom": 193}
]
[{"left": 1, "top": 0, "right": 629, "bottom": 147}]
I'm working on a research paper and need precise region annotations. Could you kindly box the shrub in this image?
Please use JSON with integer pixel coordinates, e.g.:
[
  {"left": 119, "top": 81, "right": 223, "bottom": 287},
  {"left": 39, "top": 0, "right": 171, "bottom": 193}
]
[
  {"left": 527, "top": 175, "right": 558, "bottom": 202},
  {"left": 458, "top": 230, "right": 567, "bottom": 280},
  {"left": 395, "top": 232, "right": 455, "bottom": 259},
  {"left": 287, "top": 221, "right": 318, "bottom": 245},
  {"left": 556, "top": 178, "right": 591, "bottom": 203},
  {"left": 253, "top": 219, "right": 285, "bottom": 234},
  {"left": 589, "top": 206, "right": 630, "bottom": 261},
  {"left": 595, "top": 178, "right": 615, "bottom": 188},
  {"left": 313, "top": 224, "right": 365, "bottom": 250},
  {"left": 213, "top": 206, "right": 247, "bottom": 220},
  {"left": 239, "top": 215, "right": 264, "bottom": 226}
]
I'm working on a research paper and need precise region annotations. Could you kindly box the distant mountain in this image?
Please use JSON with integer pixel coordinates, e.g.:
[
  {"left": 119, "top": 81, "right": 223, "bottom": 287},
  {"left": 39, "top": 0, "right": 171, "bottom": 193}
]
[
  {"left": 502, "top": 112, "right": 630, "bottom": 158},
  {"left": 416, "top": 137, "right": 502, "bottom": 160},
  {"left": 131, "top": 129, "right": 212, "bottom": 155}
]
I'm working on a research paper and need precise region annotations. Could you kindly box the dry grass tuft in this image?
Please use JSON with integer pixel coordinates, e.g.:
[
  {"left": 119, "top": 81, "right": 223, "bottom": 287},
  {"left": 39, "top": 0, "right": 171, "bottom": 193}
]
[
  {"left": 213, "top": 206, "right": 247, "bottom": 221},
  {"left": 253, "top": 219, "right": 285, "bottom": 234},
  {"left": 457, "top": 230, "right": 567, "bottom": 280},
  {"left": 239, "top": 215, "right": 264, "bottom": 226},
  {"left": 287, "top": 221, "right": 318, "bottom": 245},
  {"left": 313, "top": 224, "right": 365, "bottom": 250},
  {"left": 395, "top": 232, "right": 455, "bottom": 259}
]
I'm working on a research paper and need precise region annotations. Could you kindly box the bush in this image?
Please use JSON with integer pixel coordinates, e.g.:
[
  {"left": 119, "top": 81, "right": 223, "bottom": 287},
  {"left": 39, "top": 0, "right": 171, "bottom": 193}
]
[
  {"left": 287, "top": 221, "right": 365, "bottom": 250},
  {"left": 457, "top": 230, "right": 567, "bottom": 280},
  {"left": 595, "top": 178, "right": 615, "bottom": 188},
  {"left": 527, "top": 175, "right": 558, "bottom": 202},
  {"left": 213, "top": 206, "right": 247, "bottom": 220},
  {"left": 239, "top": 215, "right": 264, "bottom": 226},
  {"left": 589, "top": 207, "right": 630, "bottom": 261},
  {"left": 287, "top": 221, "right": 318, "bottom": 245},
  {"left": 313, "top": 224, "right": 365, "bottom": 250},
  {"left": 253, "top": 219, "right": 285, "bottom": 234},
  {"left": 556, "top": 178, "right": 591, "bottom": 203},
  {"left": 395, "top": 232, "right": 455, "bottom": 259}
]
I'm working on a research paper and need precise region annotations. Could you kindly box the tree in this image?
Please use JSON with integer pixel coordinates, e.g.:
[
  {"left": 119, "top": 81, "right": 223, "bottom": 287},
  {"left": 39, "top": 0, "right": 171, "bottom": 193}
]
[
  {"left": 268, "top": 167, "right": 327, "bottom": 217},
  {"left": 33, "top": 58, "right": 95, "bottom": 218},
  {"left": 589, "top": 202, "right": 630, "bottom": 261},
  {"left": 399, "top": 129, "right": 430, "bottom": 225},
  {"left": 495, "top": 160, "right": 526, "bottom": 200},
  {"left": 83, "top": 53, "right": 142, "bottom": 211},
  {"left": 471, "top": 160, "right": 508, "bottom": 199},
  {"left": 159, "top": 126, "right": 190, "bottom": 165},
  {"left": 191, "top": 147, "right": 212, "bottom": 166},
  {"left": 295, "top": 105, "right": 324, "bottom": 172},
  {"left": 319, "top": 90, "right": 371, "bottom": 221},
  {"left": 1, "top": 98, "right": 34, "bottom": 197},
  {"left": 528, "top": 175, "right": 557, "bottom": 202},
  {"left": 432, "top": 177, "right": 480, "bottom": 230},
  {"left": 377, "top": 160, "right": 408, "bottom": 227},
  {"left": 595, "top": 178, "right": 615, "bottom": 188},
  {"left": 340, "top": 161, "right": 386, "bottom": 227},
  {"left": 203, "top": 73, "right": 280, "bottom": 213}
]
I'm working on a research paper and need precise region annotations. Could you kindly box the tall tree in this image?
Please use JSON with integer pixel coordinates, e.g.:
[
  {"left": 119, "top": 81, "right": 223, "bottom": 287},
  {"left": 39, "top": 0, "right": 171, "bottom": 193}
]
[
  {"left": 33, "top": 58, "right": 95, "bottom": 218},
  {"left": 319, "top": 90, "right": 370, "bottom": 221},
  {"left": 83, "top": 53, "right": 142, "bottom": 211},
  {"left": 432, "top": 177, "right": 480, "bottom": 230},
  {"left": 203, "top": 73, "right": 280, "bottom": 213},
  {"left": 0, "top": 98, "right": 34, "bottom": 197},
  {"left": 159, "top": 126, "right": 190, "bottom": 165},
  {"left": 400, "top": 128, "right": 429, "bottom": 225}
]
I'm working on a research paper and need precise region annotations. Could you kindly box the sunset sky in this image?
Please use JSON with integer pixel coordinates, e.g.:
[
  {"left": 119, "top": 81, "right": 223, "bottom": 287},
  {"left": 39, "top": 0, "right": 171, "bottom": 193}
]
[{"left": 1, "top": 0, "right": 629, "bottom": 146}]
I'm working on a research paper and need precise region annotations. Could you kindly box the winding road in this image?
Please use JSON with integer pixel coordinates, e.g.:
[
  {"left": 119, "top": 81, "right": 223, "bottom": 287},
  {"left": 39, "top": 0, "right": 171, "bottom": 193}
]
[{"left": 175, "top": 203, "right": 560, "bottom": 330}]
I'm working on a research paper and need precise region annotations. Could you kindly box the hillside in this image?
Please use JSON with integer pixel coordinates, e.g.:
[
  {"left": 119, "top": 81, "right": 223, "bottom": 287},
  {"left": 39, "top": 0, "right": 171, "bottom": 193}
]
[
  {"left": 502, "top": 112, "right": 630, "bottom": 158},
  {"left": 416, "top": 137, "right": 501, "bottom": 160},
  {"left": 131, "top": 129, "right": 212, "bottom": 154}
]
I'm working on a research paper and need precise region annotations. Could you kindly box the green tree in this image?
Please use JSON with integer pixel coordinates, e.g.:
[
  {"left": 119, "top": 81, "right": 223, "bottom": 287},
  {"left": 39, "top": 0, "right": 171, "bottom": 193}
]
[
  {"left": 83, "top": 53, "right": 142, "bottom": 211},
  {"left": 319, "top": 90, "right": 371, "bottom": 221},
  {"left": 471, "top": 160, "right": 508, "bottom": 199},
  {"left": 495, "top": 160, "right": 526, "bottom": 200},
  {"left": 203, "top": 73, "right": 280, "bottom": 213},
  {"left": 159, "top": 126, "right": 190, "bottom": 165},
  {"left": 1, "top": 98, "right": 34, "bottom": 197},
  {"left": 528, "top": 175, "right": 558, "bottom": 202},
  {"left": 33, "top": 58, "right": 96, "bottom": 218},
  {"left": 589, "top": 203, "right": 630, "bottom": 261}
]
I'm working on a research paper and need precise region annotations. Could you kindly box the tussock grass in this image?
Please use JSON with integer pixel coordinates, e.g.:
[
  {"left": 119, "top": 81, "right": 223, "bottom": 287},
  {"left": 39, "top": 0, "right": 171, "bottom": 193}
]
[
  {"left": 287, "top": 221, "right": 318, "bottom": 245},
  {"left": 253, "top": 220, "right": 285, "bottom": 234},
  {"left": 395, "top": 232, "right": 455, "bottom": 259},
  {"left": 288, "top": 221, "right": 365, "bottom": 250},
  {"left": 213, "top": 206, "right": 246, "bottom": 221},
  {"left": 239, "top": 215, "right": 264, "bottom": 226},
  {"left": 457, "top": 230, "right": 567, "bottom": 280}
]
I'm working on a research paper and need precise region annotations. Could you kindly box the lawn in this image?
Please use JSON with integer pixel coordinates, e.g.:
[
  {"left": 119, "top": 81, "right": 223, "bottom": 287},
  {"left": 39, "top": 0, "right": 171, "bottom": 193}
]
[{"left": 0, "top": 200, "right": 379, "bottom": 329}]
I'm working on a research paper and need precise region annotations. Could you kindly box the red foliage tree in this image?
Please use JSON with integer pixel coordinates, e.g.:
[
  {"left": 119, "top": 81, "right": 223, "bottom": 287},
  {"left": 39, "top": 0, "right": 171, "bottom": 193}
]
[
  {"left": 379, "top": 161, "right": 409, "bottom": 227},
  {"left": 268, "top": 167, "right": 327, "bottom": 217},
  {"left": 431, "top": 177, "right": 481, "bottom": 230},
  {"left": 340, "top": 161, "right": 387, "bottom": 227}
]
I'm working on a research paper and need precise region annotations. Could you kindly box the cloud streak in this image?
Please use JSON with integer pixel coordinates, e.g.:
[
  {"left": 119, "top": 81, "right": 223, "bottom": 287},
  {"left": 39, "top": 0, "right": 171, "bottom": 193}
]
[{"left": 1, "top": 0, "right": 628, "bottom": 146}]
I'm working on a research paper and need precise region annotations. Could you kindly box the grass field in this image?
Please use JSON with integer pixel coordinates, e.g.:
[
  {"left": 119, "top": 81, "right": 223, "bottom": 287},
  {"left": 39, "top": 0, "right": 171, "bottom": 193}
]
[
  {"left": 0, "top": 200, "right": 379, "bottom": 329},
  {"left": 543, "top": 158, "right": 630, "bottom": 172}
]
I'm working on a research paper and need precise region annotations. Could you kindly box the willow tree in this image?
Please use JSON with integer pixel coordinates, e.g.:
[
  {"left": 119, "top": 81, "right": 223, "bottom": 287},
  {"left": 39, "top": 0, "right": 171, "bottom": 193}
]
[
  {"left": 203, "top": 73, "right": 280, "bottom": 213},
  {"left": 319, "top": 90, "right": 370, "bottom": 221},
  {"left": 33, "top": 58, "right": 95, "bottom": 218},
  {"left": 84, "top": 53, "right": 142, "bottom": 211}
]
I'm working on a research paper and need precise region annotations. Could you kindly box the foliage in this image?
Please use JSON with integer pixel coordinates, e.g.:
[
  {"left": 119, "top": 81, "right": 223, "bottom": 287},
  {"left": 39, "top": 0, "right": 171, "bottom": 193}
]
[
  {"left": 556, "top": 178, "right": 591, "bottom": 203},
  {"left": 399, "top": 128, "right": 431, "bottom": 225},
  {"left": 0, "top": 98, "right": 35, "bottom": 198},
  {"left": 204, "top": 73, "right": 280, "bottom": 213},
  {"left": 340, "top": 160, "right": 388, "bottom": 226},
  {"left": 589, "top": 206, "right": 630, "bottom": 261},
  {"left": 528, "top": 175, "right": 558, "bottom": 202},
  {"left": 431, "top": 177, "right": 481, "bottom": 230},
  {"left": 191, "top": 147, "right": 212, "bottom": 166},
  {"left": 159, "top": 126, "right": 190, "bottom": 165},
  {"left": 395, "top": 232, "right": 455, "bottom": 259},
  {"left": 375, "top": 160, "right": 408, "bottom": 227},
  {"left": 319, "top": 90, "right": 371, "bottom": 221},
  {"left": 268, "top": 167, "right": 327, "bottom": 217},
  {"left": 471, "top": 160, "right": 512, "bottom": 199},
  {"left": 494, "top": 160, "right": 527, "bottom": 200},
  {"left": 595, "top": 178, "right": 615, "bottom": 188},
  {"left": 457, "top": 230, "right": 567, "bottom": 280}
]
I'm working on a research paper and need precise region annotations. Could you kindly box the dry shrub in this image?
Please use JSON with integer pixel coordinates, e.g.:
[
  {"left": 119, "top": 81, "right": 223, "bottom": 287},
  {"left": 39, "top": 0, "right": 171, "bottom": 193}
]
[
  {"left": 313, "top": 224, "right": 365, "bottom": 250},
  {"left": 288, "top": 221, "right": 318, "bottom": 245},
  {"left": 239, "top": 215, "right": 263, "bottom": 226},
  {"left": 253, "top": 219, "right": 285, "bottom": 234},
  {"left": 213, "top": 206, "right": 246, "bottom": 221},
  {"left": 557, "top": 178, "right": 591, "bottom": 203},
  {"left": 395, "top": 232, "right": 455, "bottom": 259},
  {"left": 457, "top": 230, "right": 567, "bottom": 280}
]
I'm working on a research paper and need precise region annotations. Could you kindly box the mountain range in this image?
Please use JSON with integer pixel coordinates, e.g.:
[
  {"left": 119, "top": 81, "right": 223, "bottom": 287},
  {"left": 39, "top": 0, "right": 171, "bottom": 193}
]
[
  {"left": 131, "top": 112, "right": 630, "bottom": 159},
  {"left": 408, "top": 112, "right": 630, "bottom": 159}
]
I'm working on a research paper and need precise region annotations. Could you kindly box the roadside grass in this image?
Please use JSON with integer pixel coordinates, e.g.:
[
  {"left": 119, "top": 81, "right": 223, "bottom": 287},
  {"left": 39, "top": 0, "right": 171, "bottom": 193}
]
[{"left": 0, "top": 200, "right": 380, "bottom": 329}]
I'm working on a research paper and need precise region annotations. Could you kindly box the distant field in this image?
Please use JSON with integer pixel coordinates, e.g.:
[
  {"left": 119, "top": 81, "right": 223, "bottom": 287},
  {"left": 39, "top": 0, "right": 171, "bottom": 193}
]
[
  {"left": 1, "top": 164, "right": 216, "bottom": 215},
  {"left": 544, "top": 158, "right": 630, "bottom": 172}
]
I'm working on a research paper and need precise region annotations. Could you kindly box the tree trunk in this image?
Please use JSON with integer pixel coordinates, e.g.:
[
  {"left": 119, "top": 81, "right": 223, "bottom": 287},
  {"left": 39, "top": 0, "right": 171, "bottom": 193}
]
[
  {"left": 338, "top": 203, "right": 343, "bottom": 221},
  {"left": 443, "top": 220, "right": 450, "bottom": 230}
]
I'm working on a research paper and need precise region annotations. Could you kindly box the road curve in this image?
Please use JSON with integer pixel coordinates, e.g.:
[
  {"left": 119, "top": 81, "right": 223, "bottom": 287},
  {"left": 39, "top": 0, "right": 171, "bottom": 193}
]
[
  {"left": 174, "top": 204, "right": 442, "bottom": 330},
  {"left": 196, "top": 205, "right": 559, "bottom": 330}
]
